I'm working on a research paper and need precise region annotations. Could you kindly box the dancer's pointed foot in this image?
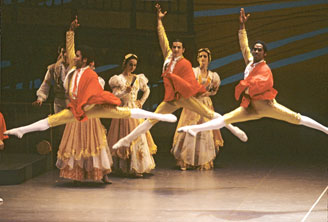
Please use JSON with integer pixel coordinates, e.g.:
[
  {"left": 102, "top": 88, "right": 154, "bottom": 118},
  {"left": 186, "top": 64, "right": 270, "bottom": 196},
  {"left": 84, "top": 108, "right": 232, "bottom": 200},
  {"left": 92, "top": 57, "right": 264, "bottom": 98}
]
[
  {"left": 229, "top": 125, "right": 248, "bottom": 142},
  {"left": 112, "top": 138, "right": 131, "bottom": 150},
  {"left": 157, "top": 113, "right": 177, "bottom": 122},
  {"left": 102, "top": 175, "right": 112, "bottom": 184},
  {"left": 4, "top": 129, "right": 24, "bottom": 139},
  {"left": 177, "top": 126, "right": 197, "bottom": 137}
]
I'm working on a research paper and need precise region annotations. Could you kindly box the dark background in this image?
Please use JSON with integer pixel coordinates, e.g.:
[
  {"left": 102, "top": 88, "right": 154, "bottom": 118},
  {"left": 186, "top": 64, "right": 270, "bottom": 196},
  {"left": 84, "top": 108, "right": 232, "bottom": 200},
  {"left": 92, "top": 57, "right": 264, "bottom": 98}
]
[{"left": 1, "top": 0, "right": 327, "bottom": 165}]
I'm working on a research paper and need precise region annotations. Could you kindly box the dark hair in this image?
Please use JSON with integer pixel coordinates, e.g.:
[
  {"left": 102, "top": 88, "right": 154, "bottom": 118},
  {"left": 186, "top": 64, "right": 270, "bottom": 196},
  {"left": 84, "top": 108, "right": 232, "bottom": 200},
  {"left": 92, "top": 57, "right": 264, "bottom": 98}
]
[
  {"left": 197, "top": 48, "right": 211, "bottom": 62},
  {"left": 122, "top": 54, "right": 138, "bottom": 69},
  {"left": 76, "top": 45, "right": 95, "bottom": 65},
  {"left": 171, "top": 38, "right": 184, "bottom": 48},
  {"left": 252, "top": 40, "right": 268, "bottom": 53}
]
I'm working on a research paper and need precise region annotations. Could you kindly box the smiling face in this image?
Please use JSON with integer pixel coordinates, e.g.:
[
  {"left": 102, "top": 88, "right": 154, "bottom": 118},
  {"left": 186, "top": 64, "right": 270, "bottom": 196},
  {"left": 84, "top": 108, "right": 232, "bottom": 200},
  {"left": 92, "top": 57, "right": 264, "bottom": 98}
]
[
  {"left": 197, "top": 51, "right": 209, "bottom": 68},
  {"left": 252, "top": 43, "right": 266, "bottom": 63},
  {"left": 172, "top": 41, "right": 185, "bottom": 58},
  {"left": 124, "top": 58, "right": 137, "bottom": 73}
]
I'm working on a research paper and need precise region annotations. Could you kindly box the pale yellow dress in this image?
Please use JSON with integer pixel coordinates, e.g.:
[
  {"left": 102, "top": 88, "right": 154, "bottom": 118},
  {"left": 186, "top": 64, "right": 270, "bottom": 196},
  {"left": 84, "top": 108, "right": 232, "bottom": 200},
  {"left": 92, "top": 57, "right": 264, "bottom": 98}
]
[
  {"left": 171, "top": 67, "right": 224, "bottom": 170},
  {"left": 107, "top": 74, "right": 156, "bottom": 175}
]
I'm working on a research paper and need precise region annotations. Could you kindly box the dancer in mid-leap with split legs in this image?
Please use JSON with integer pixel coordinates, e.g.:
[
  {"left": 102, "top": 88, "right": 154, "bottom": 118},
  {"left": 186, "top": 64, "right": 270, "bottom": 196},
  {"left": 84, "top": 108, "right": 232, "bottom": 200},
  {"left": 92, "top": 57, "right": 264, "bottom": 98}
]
[
  {"left": 4, "top": 26, "right": 177, "bottom": 139},
  {"left": 178, "top": 8, "right": 328, "bottom": 137},
  {"left": 112, "top": 4, "right": 247, "bottom": 150}
]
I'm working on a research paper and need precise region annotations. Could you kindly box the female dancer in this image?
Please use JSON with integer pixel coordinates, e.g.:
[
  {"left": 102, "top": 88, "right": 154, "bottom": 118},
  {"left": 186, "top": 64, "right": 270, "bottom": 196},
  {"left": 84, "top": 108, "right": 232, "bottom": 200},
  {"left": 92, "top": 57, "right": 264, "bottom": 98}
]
[
  {"left": 107, "top": 54, "right": 156, "bottom": 177},
  {"left": 171, "top": 48, "right": 223, "bottom": 170}
]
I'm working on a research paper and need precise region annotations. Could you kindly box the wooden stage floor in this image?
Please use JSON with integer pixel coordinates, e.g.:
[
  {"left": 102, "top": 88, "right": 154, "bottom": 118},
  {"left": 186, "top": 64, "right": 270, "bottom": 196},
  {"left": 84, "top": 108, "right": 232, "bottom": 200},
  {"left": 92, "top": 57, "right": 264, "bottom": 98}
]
[{"left": 0, "top": 153, "right": 327, "bottom": 222}]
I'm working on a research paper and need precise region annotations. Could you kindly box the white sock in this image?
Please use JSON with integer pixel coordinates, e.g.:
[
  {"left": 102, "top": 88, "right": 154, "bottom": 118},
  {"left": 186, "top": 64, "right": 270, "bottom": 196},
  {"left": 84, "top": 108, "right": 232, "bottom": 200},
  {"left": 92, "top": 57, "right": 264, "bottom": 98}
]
[
  {"left": 178, "top": 116, "right": 226, "bottom": 136},
  {"left": 300, "top": 115, "right": 328, "bottom": 134},
  {"left": 130, "top": 108, "right": 177, "bottom": 122},
  {"left": 213, "top": 112, "right": 248, "bottom": 142},
  {"left": 4, "top": 118, "right": 49, "bottom": 138},
  {"left": 112, "top": 120, "right": 153, "bottom": 149}
]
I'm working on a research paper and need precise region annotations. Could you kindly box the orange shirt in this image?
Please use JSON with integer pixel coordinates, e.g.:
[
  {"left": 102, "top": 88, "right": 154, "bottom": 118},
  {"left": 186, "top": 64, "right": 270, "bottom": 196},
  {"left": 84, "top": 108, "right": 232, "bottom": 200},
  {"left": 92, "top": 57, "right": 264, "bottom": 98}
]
[
  {"left": 67, "top": 68, "right": 121, "bottom": 121},
  {"left": 235, "top": 61, "right": 278, "bottom": 108},
  {"left": 162, "top": 58, "right": 206, "bottom": 101}
]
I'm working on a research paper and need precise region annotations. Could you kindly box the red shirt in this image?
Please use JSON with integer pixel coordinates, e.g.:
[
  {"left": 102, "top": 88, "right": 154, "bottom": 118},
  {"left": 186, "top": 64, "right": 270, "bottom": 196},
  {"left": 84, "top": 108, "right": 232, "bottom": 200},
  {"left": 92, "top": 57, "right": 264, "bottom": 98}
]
[
  {"left": 235, "top": 61, "right": 278, "bottom": 108},
  {"left": 68, "top": 68, "right": 121, "bottom": 121},
  {"left": 162, "top": 58, "right": 206, "bottom": 101}
]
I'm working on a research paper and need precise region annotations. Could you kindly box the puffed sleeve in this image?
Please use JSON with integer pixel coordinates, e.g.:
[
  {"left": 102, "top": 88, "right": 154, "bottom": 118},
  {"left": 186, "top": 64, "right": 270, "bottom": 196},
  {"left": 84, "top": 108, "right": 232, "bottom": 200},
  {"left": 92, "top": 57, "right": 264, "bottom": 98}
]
[
  {"left": 137, "top": 74, "right": 149, "bottom": 91},
  {"left": 137, "top": 74, "right": 150, "bottom": 106},
  {"left": 209, "top": 71, "right": 221, "bottom": 95},
  {"left": 108, "top": 75, "right": 126, "bottom": 98}
]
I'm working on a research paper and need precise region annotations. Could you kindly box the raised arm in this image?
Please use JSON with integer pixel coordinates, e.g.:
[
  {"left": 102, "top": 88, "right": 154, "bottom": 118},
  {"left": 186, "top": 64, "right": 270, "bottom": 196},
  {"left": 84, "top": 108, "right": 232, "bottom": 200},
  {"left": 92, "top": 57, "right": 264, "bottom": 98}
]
[
  {"left": 238, "top": 8, "right": 252, "bottom": 65},
  {"left": 155, "top": 4, "right": 171, "bottom": 59},
  {"left": 66, "top": 16, "right": 80, "bottom": 69}
]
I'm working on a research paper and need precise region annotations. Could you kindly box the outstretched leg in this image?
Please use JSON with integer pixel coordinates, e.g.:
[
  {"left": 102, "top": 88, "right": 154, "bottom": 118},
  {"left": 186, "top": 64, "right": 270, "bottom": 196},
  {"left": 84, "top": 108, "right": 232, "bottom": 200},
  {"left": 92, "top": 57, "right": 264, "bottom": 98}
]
[
  {"left": 178, "top": 115, "right": 226, "bottom": 136},
  {"left": 299, "top": 115, "right": 328, "bottom": 134},
  {"left": 213, "top": 112, "right": 248, "bottom": 142},
  {"left": 5, "top": 105, "right": 177, "bottom": 138},
  {"left": 178, "top": 106, "right": 260, "bottom": 137},
  {"left": 113, "top": 120, "right": 153, "bottom": 149},
  {"left": 259, "top": 100, "right": 328, "bottom": 135},
  {"left": 177, "top": 97, "right": 248, "bottom": 141},
  {"left": 85, "top": 105, "right": 176, "bottom": 123},
  {"left": 4, "top": 119, "right": 49, "bottom": 139},
  {"left": 113, "top": 101, "right": 179, "bottom": 149}
]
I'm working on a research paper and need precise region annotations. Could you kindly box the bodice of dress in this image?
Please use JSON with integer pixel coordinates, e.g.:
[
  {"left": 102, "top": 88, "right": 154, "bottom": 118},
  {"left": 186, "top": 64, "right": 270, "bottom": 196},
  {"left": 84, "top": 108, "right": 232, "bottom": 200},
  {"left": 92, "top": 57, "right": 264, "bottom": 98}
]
[
  {"left": 192, "top": 67, "right": 220, "bottom": 97},
  {"left": 108, "top": 73, "right": 149, "bottom": 108}
]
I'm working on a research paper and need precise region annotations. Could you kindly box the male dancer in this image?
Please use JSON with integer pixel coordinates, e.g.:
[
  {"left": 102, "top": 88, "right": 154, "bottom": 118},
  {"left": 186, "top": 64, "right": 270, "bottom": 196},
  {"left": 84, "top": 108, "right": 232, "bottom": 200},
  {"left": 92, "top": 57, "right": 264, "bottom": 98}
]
[
  {"left": 112, "top": 4, "right": 247, "bottom": 149},
  {"left": 178, "top": 8, "right": 328, "bottom": 137},
  {"left": 32, "top": 46, "right": 69, "bottom": 113},
  {"left": 5, "top": 18, "right": 176, "bottom": 139}
]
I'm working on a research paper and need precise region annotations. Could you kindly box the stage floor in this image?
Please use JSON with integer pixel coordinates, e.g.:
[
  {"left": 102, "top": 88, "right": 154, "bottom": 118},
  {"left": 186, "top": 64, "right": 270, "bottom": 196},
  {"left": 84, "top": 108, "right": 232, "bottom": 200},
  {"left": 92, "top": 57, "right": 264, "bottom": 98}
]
[{"left": 0, "top": 154, "right": 327, "bottom": 222}]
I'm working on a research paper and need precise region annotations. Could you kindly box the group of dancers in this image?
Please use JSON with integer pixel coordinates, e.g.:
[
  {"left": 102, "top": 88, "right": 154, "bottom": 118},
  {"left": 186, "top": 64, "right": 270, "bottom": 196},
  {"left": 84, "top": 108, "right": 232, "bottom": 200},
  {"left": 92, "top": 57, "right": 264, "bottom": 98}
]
[{"left": 4, "top": 5, "right": 328, "bottom": 184}]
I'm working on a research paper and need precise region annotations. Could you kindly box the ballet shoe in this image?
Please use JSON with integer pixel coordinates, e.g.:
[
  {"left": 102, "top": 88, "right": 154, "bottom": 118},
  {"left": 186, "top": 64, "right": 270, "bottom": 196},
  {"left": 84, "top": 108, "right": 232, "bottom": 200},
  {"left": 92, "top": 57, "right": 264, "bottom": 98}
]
[
  {"left": 4, "top": 129, "right": 24, "bottom": 139},
  {"left": 229, "top": 126, "right": 248, "bottom": 142},
  {"left": 112, "top": 138, "right": 131, "bottom": 150},
  {"left": 177, "top": 126, "right": 197, "bottom": 137}
]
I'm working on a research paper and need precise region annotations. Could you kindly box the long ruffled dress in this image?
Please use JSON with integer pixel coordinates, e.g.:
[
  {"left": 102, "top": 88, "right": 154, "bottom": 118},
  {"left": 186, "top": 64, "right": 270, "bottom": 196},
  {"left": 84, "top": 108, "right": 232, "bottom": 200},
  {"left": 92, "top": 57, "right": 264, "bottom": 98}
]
[
  {"left": 56, "top": 77, "right": 113, "bottom": 181},
  {"left": 107, "top": 74, "right": 156, "bottom": 175},
  {"left": 171, "top": 67, "right": 224, "bottom": 170}
]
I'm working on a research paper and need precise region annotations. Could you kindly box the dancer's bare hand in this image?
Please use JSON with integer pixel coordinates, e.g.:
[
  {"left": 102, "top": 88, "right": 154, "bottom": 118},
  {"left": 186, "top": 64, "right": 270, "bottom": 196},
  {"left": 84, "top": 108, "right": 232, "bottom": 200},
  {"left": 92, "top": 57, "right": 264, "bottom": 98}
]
[
  {"left": 69, "top": 16, "right": 80, "bottom": 31},
  {"left": 155, "top": 3, "right": 167, "bottom": 20},
  {"left": 32, "top": 100, "right": 43, "bottom": 106},
  {"left": 135, "top": 100, "right": 142, "bottom": 108},
  {"left": 239, "top": 8, "right": 250, "bottom": 25}
]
